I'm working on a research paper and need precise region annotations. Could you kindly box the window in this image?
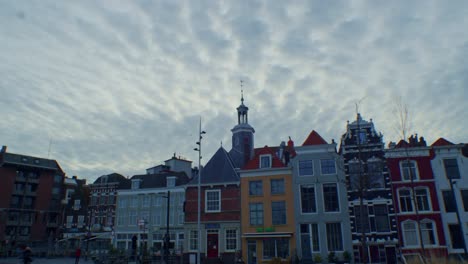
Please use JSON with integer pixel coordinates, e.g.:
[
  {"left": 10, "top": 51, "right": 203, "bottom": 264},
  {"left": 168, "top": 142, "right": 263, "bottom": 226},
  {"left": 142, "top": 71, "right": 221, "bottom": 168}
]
[
  {"left": 178, "top": 213, "right": 184, "bottom": 225},
  {"left": 402, "top": 221, "right": 419, "bottom": 247},
  {"left": 449, "top": 224, "right": 465, "bottom": 249},
  {"left": 131, "top": 179, "right": 141, "bottom": 189},
  {"left": 444, "top": 159, "right": 460, "bottom": 179},
  {"left": 66, "top": 216, "right": 73, "bottom": 228},
  {"left": 323, "top": 183, "right": 339, "bottom": 212},
  {"left": 442, "top": 190, "right": 456, "bottom": 212},
  {"left": 298, "top": 160, "right": 313, "bottom": 176},
  {"left": 249, "top": 180, "right": 263, "bottom": 196},
  {"left": 271, "top": 179, "right": 285, "bottom": 194},
  {"left": 415, "top": 188, "right": 431, "bottom": 211},
  {"left": 129, "top": 211, "right": 137, "bottom": 225},
  {"left": 321, "top": 159, "right": 336, "bottom": 175},
  {"left": 399, "top": 189, "right": 414, "bottom": 212},
  {"left": 420, "top": 220, "right": 437, "bottom": 246},
  {"left": 300, "top": 224, "right": 319, "bottom": 258},
  {"left": 367, "top": 158, "right": 384, "bottom": 188},
  {"left": 374, "top": 204, "right": 390, "bottom": 232},
  {"left": 249, "top": 203, "right": 263, "bottom": 226},
  {"left": 118, "top": 197, "right": 127, "bottom": 208},
  {"left": 167, "top": 176, "right": 176, "bottom": 187},
  {"left": 154, "top": 196, "right": 162, "bottom": 206},
  {"left": 152, "top": 210, "right": 161, "bottom": 225},
  {"left": 326, "top": 223, "right": 343, "bottom": 251},
  {"left": 272, "top": 201, "right": 286, "bottom": 225},
  {"left": 225, "top": 229, "right": 237, "bottom": 251},
  {"left": 117, "top": 213, "right": 126, "bottom": 226},
  {"left": 77, "top": 215, "right": 85, "bottom": 227},
  {"left": 142, "top": 196, "right": 150, "bottom": 207},
  {"left": 348, "top": 159, "right": 362, "bottom": 190},
  {"left": 263, "top": 238, "right": 289, "bottom": 259},
  {"left": 401, "top": 160, "right": 418, "bottom": 181},
  {"left": 300, "top": 185, "right": 316, "bottom": 213},
  {"left": 189, "top": 230, "right": 198, "bottom": 251},
  {"left": 461, "top": 190, "right": 468, "bottom": 211},
  {"left": 260, "top": 155, "right": 272, "bottom": 168},
  {"left": 357, "top": 130, "right": 367, "bottom": 144},
  {"left": 73, "top": 200, "right": 81, "bottom": 210},
  {"left": 205, "top": 190, "right": 221, "bottom": 212},
  {"left": 131, "top": 197, "right": 138, "bottom": 207},
  {"left": 354, "top": 205, "right": 370, "bottom": 233}
]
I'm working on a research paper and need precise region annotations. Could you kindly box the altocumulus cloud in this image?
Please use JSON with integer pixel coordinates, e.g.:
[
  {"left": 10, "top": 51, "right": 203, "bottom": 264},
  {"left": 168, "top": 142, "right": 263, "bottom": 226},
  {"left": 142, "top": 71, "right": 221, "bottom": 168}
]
[{"left": 0, "top": 0, "right": 467, "bottom": 182}]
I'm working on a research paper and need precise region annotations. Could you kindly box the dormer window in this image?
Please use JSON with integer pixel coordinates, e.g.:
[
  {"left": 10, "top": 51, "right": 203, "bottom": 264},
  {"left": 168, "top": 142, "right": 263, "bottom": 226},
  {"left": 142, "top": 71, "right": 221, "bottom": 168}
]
[
  {"left": 260, "top": 155, "right": 272, "bottom": 168},
  {"left": 131, "top": 179, "right": 141, "bottom": 190},
  {"left": 167, "top": 176, "right": 176, "bottom": 187}
]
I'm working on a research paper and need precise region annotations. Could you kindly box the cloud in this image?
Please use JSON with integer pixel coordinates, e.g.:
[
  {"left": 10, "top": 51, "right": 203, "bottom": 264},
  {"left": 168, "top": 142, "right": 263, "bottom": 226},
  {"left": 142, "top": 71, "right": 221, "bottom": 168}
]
[{"left": 0, "top": 0, "right": 467, "bottom": 182}]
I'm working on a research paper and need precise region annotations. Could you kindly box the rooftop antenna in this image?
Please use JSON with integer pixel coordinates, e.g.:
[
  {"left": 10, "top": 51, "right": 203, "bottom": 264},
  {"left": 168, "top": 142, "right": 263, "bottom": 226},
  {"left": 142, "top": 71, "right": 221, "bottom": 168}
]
[{"left": 240, "top": 80, "right": 244, "bottom": 104}]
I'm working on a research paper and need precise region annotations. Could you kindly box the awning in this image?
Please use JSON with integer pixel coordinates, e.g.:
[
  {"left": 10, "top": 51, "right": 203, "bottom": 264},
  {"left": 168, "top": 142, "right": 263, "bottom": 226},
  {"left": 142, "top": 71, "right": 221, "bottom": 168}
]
[{"left": 242, "top": 232, "right": 293, "bottom": 238}]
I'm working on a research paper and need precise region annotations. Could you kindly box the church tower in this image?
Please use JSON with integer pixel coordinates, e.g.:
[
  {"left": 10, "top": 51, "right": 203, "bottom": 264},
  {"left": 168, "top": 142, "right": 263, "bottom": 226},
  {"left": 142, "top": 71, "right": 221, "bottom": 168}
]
[{"left": 229, "top": 91, "right": 255, "bottom": 169}]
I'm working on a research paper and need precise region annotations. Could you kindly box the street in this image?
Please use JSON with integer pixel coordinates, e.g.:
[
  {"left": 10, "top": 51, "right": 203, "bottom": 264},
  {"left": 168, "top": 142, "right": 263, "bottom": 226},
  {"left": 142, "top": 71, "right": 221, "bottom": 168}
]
[{"left": 0, "top": 257, "right": 94, "bottom": 264}]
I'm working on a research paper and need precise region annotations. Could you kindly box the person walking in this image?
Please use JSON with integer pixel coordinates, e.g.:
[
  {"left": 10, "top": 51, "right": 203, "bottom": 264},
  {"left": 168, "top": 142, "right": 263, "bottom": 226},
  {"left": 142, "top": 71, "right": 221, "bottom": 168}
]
[
  {"left": 22, "top": 246, "right": 32, "bottom": 264},
  {"left": 75, "top": 247, "right": 82, "bottom": 264}
]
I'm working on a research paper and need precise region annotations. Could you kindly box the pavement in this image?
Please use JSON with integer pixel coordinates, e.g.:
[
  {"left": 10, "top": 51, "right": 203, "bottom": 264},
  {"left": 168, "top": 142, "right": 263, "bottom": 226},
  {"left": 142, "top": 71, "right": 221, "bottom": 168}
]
[{"left": 0, "top": 257, "right": 95, "bottom": 264}]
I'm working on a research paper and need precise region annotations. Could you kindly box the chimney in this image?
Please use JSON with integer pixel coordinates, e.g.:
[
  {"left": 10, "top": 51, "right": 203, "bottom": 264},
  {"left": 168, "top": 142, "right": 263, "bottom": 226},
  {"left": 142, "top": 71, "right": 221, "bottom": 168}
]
[{"left": 1, "top": 145, "right": 6, "bottom": 153}]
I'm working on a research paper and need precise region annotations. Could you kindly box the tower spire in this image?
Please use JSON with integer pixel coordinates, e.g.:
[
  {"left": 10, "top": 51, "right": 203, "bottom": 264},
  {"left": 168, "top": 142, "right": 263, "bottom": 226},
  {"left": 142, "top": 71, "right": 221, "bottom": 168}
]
[{"left": 240, "top": 80, "right": 244, "bottom": 105}]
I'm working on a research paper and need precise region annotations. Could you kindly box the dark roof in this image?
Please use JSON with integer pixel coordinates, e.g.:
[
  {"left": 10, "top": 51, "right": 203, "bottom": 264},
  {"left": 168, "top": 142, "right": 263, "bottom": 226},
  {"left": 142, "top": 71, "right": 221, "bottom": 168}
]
[
  {"left": 131, "top": 171, "right": 190, "bottom": 188},
  {"left": 0, "top": 152, "right": 63, "bottom": 172},
  {"left": 189, "top": 147, "right": 238, "bottom": 185},
  {"left": 431, "top": 138, "right": 454, "bottom": 147},
  {"left": 302, "top": 130, "right": 328, "bottom": 146},
  {"left": 243, "top": 146, "right": 286, "bottom": 170},
  {"left": 93, "top": 173, "right": 131, "bottom": 188}
]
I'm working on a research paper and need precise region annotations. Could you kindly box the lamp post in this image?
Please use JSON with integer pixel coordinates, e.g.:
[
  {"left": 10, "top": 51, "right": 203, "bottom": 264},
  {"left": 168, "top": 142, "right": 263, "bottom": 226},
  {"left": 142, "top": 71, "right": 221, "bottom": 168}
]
[
  {"left": 163, "top": 191, "right": 171, "bottom": 264},
  {"left": 194, "top": 118, "right": 206, "bottom": 264}
]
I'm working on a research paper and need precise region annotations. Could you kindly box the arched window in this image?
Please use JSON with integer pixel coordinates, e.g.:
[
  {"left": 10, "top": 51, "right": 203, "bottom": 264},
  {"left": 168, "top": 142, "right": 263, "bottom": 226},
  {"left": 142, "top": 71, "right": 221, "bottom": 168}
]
[
  {"left": 402, "top": 220, "right": 419, "bottom": 247},
  {"left": 420, "top": 219, "right": 437, "bottom": 246}
]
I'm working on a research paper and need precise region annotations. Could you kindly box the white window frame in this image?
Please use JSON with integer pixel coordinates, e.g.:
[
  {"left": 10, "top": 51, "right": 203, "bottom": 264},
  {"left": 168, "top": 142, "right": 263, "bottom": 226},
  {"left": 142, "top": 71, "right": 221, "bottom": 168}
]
[
  {"left": 320, "top": 159, "right": 337, "bottom": 175},
  {"left": 260, "top": 154, "right": 272, "bottom": 169},
  {"left": 225, "top": 229, "right": 238, "bottom": 252},
  {"left": 420, "top": 219, "right": 438, "bottom": 247},
  {"left": 300, "top": 184, "right": 317, "bottom": 214},
  {"left": 189, "top": 230, "right": 198, "bottom": 252},
  {"left": 398, "top": 188, "right": 414, "bottom": 213},
  {"left": 402, "top": 220, "right": 419, "bottom": 248},
  {"left": 326, "top": 222, "right": 344, "bottom": 252},
  {"left": 400, "top": 160, "right": 419, "bottom": 181},
  {"left": 322, "top": 183, "right": 340, "bottom": 213},
  {"left": 414, "top": 187, "right": 432, "bottom": 212},
  {"left": 298, "top": 160, "right": 314, "bottom": 176},
  {"left": 205, "top": 189, "right": 221, "bottom": 213}
]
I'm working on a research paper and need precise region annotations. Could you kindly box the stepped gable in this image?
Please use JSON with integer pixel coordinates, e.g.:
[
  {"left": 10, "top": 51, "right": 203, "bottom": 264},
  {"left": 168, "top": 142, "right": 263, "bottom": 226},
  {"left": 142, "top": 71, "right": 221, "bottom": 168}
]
[
  {"left": 189, "top": 146, "right": 238, "bottom": 185},
  {"left": 243, "top": 145, "right": 286, "bottom": 170},
  {"left": 302, "top": 130, "right": 328, "bottom": 146},
  {"left": 431, "top": 138, "right": 454, "bottom": 147}
]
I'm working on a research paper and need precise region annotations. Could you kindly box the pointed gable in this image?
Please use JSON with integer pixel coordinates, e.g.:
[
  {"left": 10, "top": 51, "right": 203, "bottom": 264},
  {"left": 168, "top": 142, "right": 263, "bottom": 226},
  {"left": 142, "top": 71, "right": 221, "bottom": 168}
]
[
  {"left": 243, "top": 145, "right": 285, "bottom": 170},
  {"left": 302, "top": 130, "right": 328, "bottom": 146},
  {"left": 431, "top": 138, "right": 454, "bottom": 147},
  {"left": 189, "top": 147, "right": 238, "bottom": 185}
]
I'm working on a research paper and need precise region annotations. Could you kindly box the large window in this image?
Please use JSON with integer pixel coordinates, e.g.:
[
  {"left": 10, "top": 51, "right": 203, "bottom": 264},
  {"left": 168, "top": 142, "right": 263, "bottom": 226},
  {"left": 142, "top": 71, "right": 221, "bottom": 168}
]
[
  {"left": 415, "top": 188, "right": 431, "bottom": 211},
  {"left": 321, "top": 159, "right": 336, "bottom": 175},
  {"left": 129, "top": 211, "right": 137, "bottom": 226},
  {"left": 300, "top": 224, "right": 319, "bottom": 259},
  {"left": 249, "top": 180, "right": 263, "bottom": 196},
  {"left": 420, "top": 220, "right": 437, "bottom": 246},
  {"left": 400, "top": 160, "right": 418, "bottom": 181},
  {"left": 272, "top": 201, "right": 286, "bottom": 225},
  {"left": 152, "top": 210, "right": 161, "bottom": 225},
  {"left": 260, "top": 155, "right": 272, "bottom": 168},
  {"left": 323, "top": 183, "right": 339, "bottom": 212},
  {"left": 205, "top": 190, "right": 221, "bottom": 212},
  {"left": 270, "top": 179, "right": 285, "bottom": 194},
  {"left": 461, "top": 190, "right": 468, "bottom": 212},
  {"left": 225, "top": 229, "right": 237, "bottom": 251},
  {"left": 444, "top": 159, "right": 460, "bottom": 179},
  {"left": 300, "top": 185, "right": 316, "bottom": 213},
  {"left": 442, "top": 190, "right": 456, "bottom": 212},
  {"left": 374, "top": 204, "right": 390, "bottom": 232},
  {"left": 399, "top": 189, "right": 414, "bottom": 212},
  {"left": 298, "top": 160, "right": 313, "bottom": 176},
  {"left": 326, "top": 223, "right": 343, "bottom": 251},
  {"left": 402, "top": 221, "right": 419, "bottom": 247},
  {"left": 354, "top": 205, "right": 370, "bottom": 233},
  {"left": 367, "top": 159, "right": 384, "bottom": 188},
  {"left": 142, "top": 195, "right": 150, "bottom": 207},
  {"left": 263, "top": 238, "right": 289, "bottom": 259},
  {"left": 249, "top": 203, "right": 263, "bottom": 226},
  {"left": 348, "top": 159, "right": 362, "bottom": 190},
  {"left": 449, "top": 224, "right": 465, "bottom": 249},
  {"left": 189, "top": 230, "right": 198, "bottom": 251}
]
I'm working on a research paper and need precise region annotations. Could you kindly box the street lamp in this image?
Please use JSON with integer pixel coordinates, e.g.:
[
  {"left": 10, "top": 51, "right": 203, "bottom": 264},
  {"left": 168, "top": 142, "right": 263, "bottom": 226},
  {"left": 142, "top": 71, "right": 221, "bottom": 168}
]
[
  {"left": 163, "top": 191, "right": 171, "bottom": 264},
  {"left": 194, "top": 118, "right": 206, "bottom": 264}
]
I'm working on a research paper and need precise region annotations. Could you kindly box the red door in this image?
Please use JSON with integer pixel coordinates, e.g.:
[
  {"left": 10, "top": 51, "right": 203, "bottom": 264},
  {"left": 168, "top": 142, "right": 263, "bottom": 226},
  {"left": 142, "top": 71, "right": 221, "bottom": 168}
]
[{"left": 207, "top": 234, "right": 219, "bottom": 258}]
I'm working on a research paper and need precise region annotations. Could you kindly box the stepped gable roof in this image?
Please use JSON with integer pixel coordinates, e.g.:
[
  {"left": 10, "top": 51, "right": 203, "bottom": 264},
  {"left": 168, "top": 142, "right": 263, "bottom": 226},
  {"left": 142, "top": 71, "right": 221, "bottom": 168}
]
[
  {"left": 243, "top": 145, "right": 286, "bottom": 170},
  {"left": 302, "top": 130, "right": 328, "bottom": 146},
  {"left": 131, "top": 171, "right": 189, "bottom": 188},
  {"left": 189, "top": 147, "right": 238, "bottom": 185},
  {"left": 431, "top": 138, "right": 454, "bottom": 147}
]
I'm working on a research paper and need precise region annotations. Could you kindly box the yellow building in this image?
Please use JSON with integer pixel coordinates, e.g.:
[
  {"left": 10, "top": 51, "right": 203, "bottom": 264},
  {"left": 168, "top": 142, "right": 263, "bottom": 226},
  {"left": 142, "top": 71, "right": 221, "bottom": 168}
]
[{"left": 240, "top": 145, "right": 296, "bottom": 264}]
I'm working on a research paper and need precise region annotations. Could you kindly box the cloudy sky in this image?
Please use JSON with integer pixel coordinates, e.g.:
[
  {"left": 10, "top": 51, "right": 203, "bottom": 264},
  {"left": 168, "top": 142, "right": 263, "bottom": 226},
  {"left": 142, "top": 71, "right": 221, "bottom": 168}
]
[{"left": 1, "top": 1, "right": 467, "bottom": 182}]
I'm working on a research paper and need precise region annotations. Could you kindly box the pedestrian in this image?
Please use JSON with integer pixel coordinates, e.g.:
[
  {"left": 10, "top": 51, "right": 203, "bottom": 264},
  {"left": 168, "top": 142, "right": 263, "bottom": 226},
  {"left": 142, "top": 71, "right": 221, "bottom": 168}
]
[
  {"left": 75, "top": 247, "right": 82, "bottom": 264},
  {"left": 22, "top": 246, "right": 32, "bottom": 264}
]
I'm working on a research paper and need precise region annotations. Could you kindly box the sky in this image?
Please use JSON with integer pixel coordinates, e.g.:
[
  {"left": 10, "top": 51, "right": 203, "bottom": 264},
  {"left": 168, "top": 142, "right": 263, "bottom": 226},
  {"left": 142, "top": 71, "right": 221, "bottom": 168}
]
[{"left": 1, "top": 1, "right": 467, "bottom": 182}]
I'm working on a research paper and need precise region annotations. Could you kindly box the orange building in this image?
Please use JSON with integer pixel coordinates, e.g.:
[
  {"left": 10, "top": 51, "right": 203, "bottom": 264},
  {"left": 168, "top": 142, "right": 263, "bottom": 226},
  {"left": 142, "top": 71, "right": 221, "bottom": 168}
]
[{"left": 240, "top": 143, "right": 296, "bottom": 264}]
